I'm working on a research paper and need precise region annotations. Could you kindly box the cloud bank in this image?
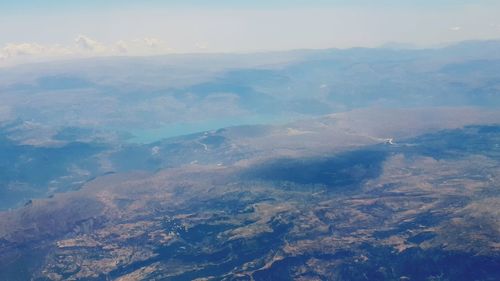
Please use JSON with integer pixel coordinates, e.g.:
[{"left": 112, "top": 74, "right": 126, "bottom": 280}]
[{"left": 0, "top": 35, "right": 174, "bottom": 66}]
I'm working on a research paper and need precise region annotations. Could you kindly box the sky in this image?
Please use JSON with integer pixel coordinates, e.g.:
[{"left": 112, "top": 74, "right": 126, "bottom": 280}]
[{"left": 1, "top": 0, "right": 500, "bottom": 65}]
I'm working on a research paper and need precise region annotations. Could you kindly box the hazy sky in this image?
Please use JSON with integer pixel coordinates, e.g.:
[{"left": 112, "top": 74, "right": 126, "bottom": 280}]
[{"left": 1, "top": 0, "right": 500, "bottom": 65}]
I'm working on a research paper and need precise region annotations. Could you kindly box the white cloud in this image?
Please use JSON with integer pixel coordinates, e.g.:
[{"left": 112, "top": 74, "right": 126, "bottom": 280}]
[
  {"left": 127, "top": 37, "right": 173, "bottom": 53},
  {"left": 114, "top": 40, "right": 128, "bottom": 53},
  {"left": 196, "top": 42, "right": 209, "bottom": 50},
  {"left": 2, "top": 43, "right": 45, "bottom": 57},
  {"left": 0, "top": 35, "right": 175, "bottom": 66},
  {"left": 0, "top": 43, "right": 72, "bottom": 62},
  {"left": 75, "top": 35, "right": 106, "bottom": 52},
  {"left": 449, "top": 26, "right": 462, "bottom": 31},
  {"left": 143, "top": 37, "right": 161, "bottom": 48}
]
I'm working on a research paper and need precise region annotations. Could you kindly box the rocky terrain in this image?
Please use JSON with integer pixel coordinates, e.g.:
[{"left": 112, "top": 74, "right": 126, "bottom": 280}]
[{"left": 0, "top": 109, "right": 499, "bottom": 280}]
